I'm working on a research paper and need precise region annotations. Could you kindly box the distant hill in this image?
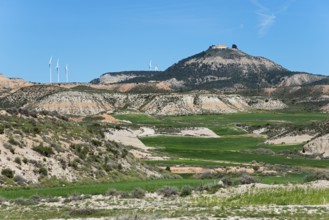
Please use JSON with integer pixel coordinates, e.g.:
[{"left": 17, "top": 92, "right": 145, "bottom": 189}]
[
  {"left": 90, "top": 71, "right": 162, "bottom": 84},
  {"left": 91, "top": 44, "right": 328, "bottom": 90}
]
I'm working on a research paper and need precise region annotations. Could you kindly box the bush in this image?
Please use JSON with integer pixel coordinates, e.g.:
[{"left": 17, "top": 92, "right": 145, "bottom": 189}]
[
  {"left": 70, "top": 208, "right": 96, "bottom": 216},
  {"left": 221, "top": 176, "right": 234, "bottom": 186},
  {"left": 14, "top": 157, "right": 21, "bottom": 165},
  {"left": 105, "top": 189, "right": 120, "bottom": 197},
  {"left": 91, "top": 139, "right": 102, "bottom": 146},
  {"left": 1, "top": 168, "right": 14, "bottom": 178},
  {"left": 8, "top": 137, "right": 20, "bottom": 146},
  {"left": 14, "top": 198, "right": 39, "bottom": 206},
  {"left": 180, "top": 185, "right": 193, "bottom": 197},
  {"left": 239, "top": 174, "right": 257, "bottom": 185},
  {"left": 39, "top": 167, "right": 48, "bottom": 176},
  {"left": 157, "top": 186, "right": 178, "bottom": 197},
  {"left": 13, "top": 175, "right": 26, "bottom": 185},
  {"left": 304, "top": 172, "right": 329, "bottom": 182},
  {"left": 197, "top": 182, "right": 221, "bottom": 193},
  {"left": 195, "top": 171, "right": 223, "bottom": 179},
  {"left": 32, "top": 144, "right": 54, "bottom": 157},
  {"left": 4, "top": 143, "right": 15, "bottom": 154},
  {"left": 121, "top": 149, "right": 128, "bottom": 158},
  {"left": 131, "top": 188, "right": 146, "bottom": 199},
  {"left": 22, "top": 158, "right": 28, "bottom": 164}
]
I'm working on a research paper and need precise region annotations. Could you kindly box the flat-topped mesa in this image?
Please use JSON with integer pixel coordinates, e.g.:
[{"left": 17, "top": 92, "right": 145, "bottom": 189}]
[{"left": 211, "top": 44, "right": 228, "bottom": 49}]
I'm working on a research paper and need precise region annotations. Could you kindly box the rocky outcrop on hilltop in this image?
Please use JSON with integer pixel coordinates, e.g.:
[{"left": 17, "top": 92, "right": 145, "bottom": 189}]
[{"left": 21, "top": 90, "right": 287, "bottom": 115}]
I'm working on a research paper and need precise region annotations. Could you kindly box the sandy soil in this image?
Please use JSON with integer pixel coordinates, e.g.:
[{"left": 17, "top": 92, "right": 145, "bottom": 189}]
[
  {"left": 163, "top": 166, "right": 255, "bottom": 174},
  {"left": 266, "top": 134, "right": 315, "bottom": 145},
  {"left": 100, "top": 114, "right": 121, "bottom": 124},
  {"left": 178, "top": 127, "right": 219, "bottom": 137},
  {"left": 105, "top": 128, "right": 150, "bottom": 151}
]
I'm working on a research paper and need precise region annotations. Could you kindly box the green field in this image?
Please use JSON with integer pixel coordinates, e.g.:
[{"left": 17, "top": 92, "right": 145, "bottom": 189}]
[
  {"left": 141, "top": 136, "right": 329, "bottom": 168},
  {"left": 115, "top": 112, "right": 329, "bottom": 127},
  {"left": 114, "top": 112, "right": 329, "bottom": 170},
  {"left": 163, "top": 112, "right": 329, "bottom": 126},
  {"left": 2, "top": 111, "right": 329, "bottom": 208},
  {"left": 0, "top": 178, "right": 215, "bottom": 199}
]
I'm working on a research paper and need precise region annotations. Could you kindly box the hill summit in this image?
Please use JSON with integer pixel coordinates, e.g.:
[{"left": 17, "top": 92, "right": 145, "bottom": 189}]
[{"left": 92, "top": 43, "right": 327, "bottom": 91}]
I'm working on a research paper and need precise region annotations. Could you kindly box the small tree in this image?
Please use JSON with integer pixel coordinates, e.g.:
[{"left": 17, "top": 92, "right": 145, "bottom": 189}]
[{"left": 232, "top": 44, "right": 238, "bottom": 49}]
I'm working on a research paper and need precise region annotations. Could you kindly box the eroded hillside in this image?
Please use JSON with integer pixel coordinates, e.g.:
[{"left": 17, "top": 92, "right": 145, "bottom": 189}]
[
  {"left": 0, "top": 85, "right": 287, "bottom": 115},
  {"left": 0, "top": 109, "right": 160, "bottom": 185}
]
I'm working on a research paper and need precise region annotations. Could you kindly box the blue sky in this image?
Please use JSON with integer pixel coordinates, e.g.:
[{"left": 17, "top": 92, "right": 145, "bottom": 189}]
[{"left": 0, "top": 0, "right": 329, "bottom": 83}]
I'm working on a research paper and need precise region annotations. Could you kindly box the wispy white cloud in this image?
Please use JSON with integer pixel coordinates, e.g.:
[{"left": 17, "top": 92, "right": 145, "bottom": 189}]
[
  {"left": 257, "top": 12, "right": 276, "bottom": 37},
  {"left": 251, "top": 0, "right": 293, "bottom": 37}
]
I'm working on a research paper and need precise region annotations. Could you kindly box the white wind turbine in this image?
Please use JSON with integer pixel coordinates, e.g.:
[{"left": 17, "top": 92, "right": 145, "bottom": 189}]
[
  {"left": 56, "top": 59, "right": 60, "bottom": 83},
  {"left": 155, "top": 64, "right": 158, "bottom": 71},
  {"left": 65, "top": 64, "right": 69, "bottom": 83},
  {"left": 149, "top": 60, "right": 152, "bottom": 71},
  {"left": 49, "top": 56, "right": 53, "bottom": 83}
]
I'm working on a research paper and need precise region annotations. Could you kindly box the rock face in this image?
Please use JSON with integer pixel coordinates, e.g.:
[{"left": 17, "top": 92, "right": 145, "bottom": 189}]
[
  {"left": 24, "top": 90, "right": 287, "bottom": 115},
  {"left": 32, "top": 91, "right": 116, "bottom": 115},
  {"left": 303, "top": 134, "right": 329, "bottom": 157}
]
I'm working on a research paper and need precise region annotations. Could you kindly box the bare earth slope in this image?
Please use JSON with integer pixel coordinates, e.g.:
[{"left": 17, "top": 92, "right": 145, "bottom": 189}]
[{"left": 0, "top": 74, "right": 31, "bottom": 96}]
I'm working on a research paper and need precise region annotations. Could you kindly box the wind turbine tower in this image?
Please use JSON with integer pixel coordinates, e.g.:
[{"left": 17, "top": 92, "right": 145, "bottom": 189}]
[
  {"left": 149, "top": 60, "right": 152, "bottom": 71},
  {"left": 49, "top": 56, "right": 53, "bottom": 83},
  {"left": 56, "top": 59, "right": 60, "bottom": 83},
  {"left": 155, "top": 64, "right": 158, "bottom": 71},
  {"left": 65, "top": 64, "right": 69, "bottom": 83}
]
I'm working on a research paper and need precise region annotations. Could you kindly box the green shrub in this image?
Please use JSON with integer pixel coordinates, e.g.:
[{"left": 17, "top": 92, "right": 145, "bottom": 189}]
[
  {"left": 197, "top": 182, "right": 221, "bottom": 194},
  {"left": 38, "top": 167, "right": 48, "bottom": 176},
  {"left": 304, "top": 172, "right": 329, "bottom": 182},
  {"left": 239, "top": 174, "right": 257, "bottom": 185},
  {"left": 32, "top": 144, "right": 54, "bottom": 157},
  {"left": 13, "top": 198, "right": 39, "bottom": 206},
  {"left": 157, "top": 186, "right": 178, "bottom": 197},
  {"left": 14, "top": 157, "right": 21, "bottom": 165},
  {"left": 180, "top": 185, "right": 193, "bottom": 197},
  {"left": 70, "top": 208, "right": 96, "bottom": 216},
  {"left": 131, "top": 188, "right": 146, "bottom": 199},
  {"left": 4, "top": 143, "right": 15, "bottom": 154},
  {"left": 91, "top": 139, "right": 102, "bottom": 146},
  {"left": 13, "top": 174, "right": 26, "bottom": 185},
  {"left": 22, "top": 158, "right": 28, "bottom": 164},
  {"left": 105, "top": 189, "right": 120, "bottom": 196},
  {"left": 1, "top": 168, "right": 14, "bottom": 178},
  {"left": 221, "top": 176, "right": 234, "bottom": 186},
  {"left": 8, "top": 137, "right": 20, "bottom": 146},
  {"left": 121, "top": 149, "right": 128, "bottom": 158}
]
